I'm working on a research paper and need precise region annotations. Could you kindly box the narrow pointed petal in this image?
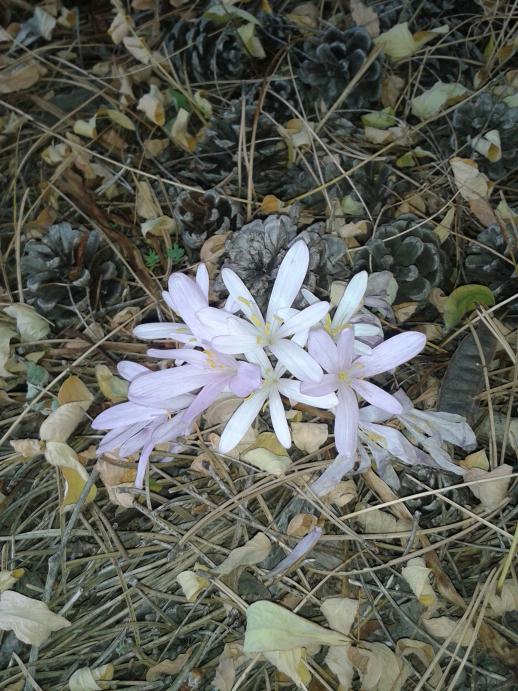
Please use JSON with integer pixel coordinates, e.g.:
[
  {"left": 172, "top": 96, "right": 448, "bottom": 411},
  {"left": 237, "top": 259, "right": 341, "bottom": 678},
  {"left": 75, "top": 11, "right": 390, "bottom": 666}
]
[
  {"left": 332, "top": 271, "right": 368, "bottom": 329},
  {"left": 146, "top": 348, "right": 207, "bottom": 365},
  {"left": 182, "top": 379, "right": 226, "bottom": 425},
  {"left": 196, "top": 263, "right": 209, "bottom": 298},
  {"left": 334, "top": 388, "right": 359, "bottom": 457},
  {"left": 219, "top": 389, "right": 269, "bottom": 453},
  {"left": 353, "top": 323, "right": 381, "bottom": 338},
  {"left": 351, "top": 379, "right": 403, "bottom": 414},
  {"left": 357, "top": 332, "right": 426, "bottom": 377},
  {"left": 128, "top": 366, "right": 216, "bottom": 402},
  {"left": 337, "top": 328, "right": 354, "bottom": 369},
  {"left": 279, "top": 379, "right": 339, "bottom": 409},
  {"left": 269, "top": 388, "right": 291, "bottom": 448},
  {"left": 135, "top": 441, "right": 154, "bottom": 489},
  {"left": 358, "top": 404, "right": 392, "bottom": 425},
  {"left": 301, "top": 288, "right": 319, "bottom": 305},
  {"left": 92, "top": 402, "right": 162, "bottom": 429},
  {"left": 212, "top": 333, "right": 260, "bottom": 354},
  {"left": 229, "top": 361, "right": 262, "bottom": 397},
  {"left": 307, "top": 328, "right": 339, "bottom": 373},
  {"left": 133, "top": 322, "right": 190, "bottom": 340},
  {"left": 277, "top": 302, "right": 330, "bottom": 339},
  {"left": 300, "top": 373, "right": 338, "bottom": 397},
  {"left": 222, "top": 268, "right": 264, "bottom": 323},
  {"left": 310, "top": 454, "right": 358, "bottom": 496},
  {"left": 167, "top": 273, "right": 207, "bottom": 337},
  {"left": 117, "top": 361, "right": 149, "bottom": 381},
  {"left": 270, "top": 339, "right": 322, "bottom": 382},
  {"left": 266, "top": 241, "right": 309, "bottom": 323}
]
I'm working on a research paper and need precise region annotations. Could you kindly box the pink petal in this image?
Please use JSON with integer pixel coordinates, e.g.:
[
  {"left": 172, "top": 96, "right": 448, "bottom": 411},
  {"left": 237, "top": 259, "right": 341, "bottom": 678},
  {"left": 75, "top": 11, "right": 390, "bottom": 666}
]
[
  {"left": 222, "top": 268, "right": 263, "bottom": 323},
  {"left": 300, "top": 373, "right": 338, "bottom": 397},
  {"left": 334, "top": 387, "right": 359, "bottom": 457},
  {"left": 356, "top": 331, "right": 426, "bottom": 377},
  {"left": 229, "top": 361, "right": 262, "bottom": 397},
  {"left": 337, "top": 328, "right": 354, "bottom": 369},
  {"left": 351, "top": 379, "right": 403, "bottom": 414},
  {"left": 92, "top": 402, "right": 162, "bottom": 429},
  {"left": 277, "top": 302, "right": 330, "bottom": 339},
  {"left": 307, "top": 328, "right": 339, "bottom": 373},
  {"left": 128, "top": 366, "right": 216, "bottom": 402}
]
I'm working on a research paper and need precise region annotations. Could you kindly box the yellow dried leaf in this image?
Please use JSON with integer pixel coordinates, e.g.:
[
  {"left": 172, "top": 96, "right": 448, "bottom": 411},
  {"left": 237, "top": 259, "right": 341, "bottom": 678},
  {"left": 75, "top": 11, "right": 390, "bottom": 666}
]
[
  {"left": 291, "top": 422, "right": 328, "bottom": 454},
  {"left": 137, "top": 85, "right": 165, "bottom": 126},
  {"left": 375, "top": 22, "right": 448, "bottom": 61},
  {"left": 68, "top": 664, "right": 114, "bottom": 690},
  {"left": 146, "top": 653, "right": 192, "bottom": 681},
  {"left": 96, "top": 455, "right": 137, "bottom": 508},
  {"left": 401, "top": 557, "right": 437, "bottom": 607},
  {"left": 10, "top": 439, "right": 43, "bottom": 459},
  {"left": 286, "top": 3, "right": 318, "bottom": 30},
  {"left": 177, "top": 570, "right": 209, "bottom": 602},
  {"left": 40, "top": 403, "right": 84, "bottom": 442},
  {"left": 423, "top": 615, "right": 476, "bottom": 647},
  {"left": 95, "top": 364, "right": 129, "bottom": 402},
  {"left": 237, "top": 22, "right": 266, "bottom": 58},
  {"left": 108, "top": 11, "right": 132, "bottom": 44},
  {"left": 58, "top": 375, "right": 94, "bottom": 411},
  {"left": 260, "top": 195, "right": 283, "bottom": 214},
  {"left": 450, "top": 157, "right": 491, "bottom": 201},
  {"left": 217, "top": 533, "right": 271, "bottom": 575},
  {"left": 213, "top": 642, "right": 246, "bottom": 691},
  {"left": 396, "top": 639, "right": 441, "bottom": 687},
  {"left": 351, "top": 0, "right": 380, "bottom": 37},
  {"left": 0, "top": 60, "right": 47, "bottom": 94},
  {"left": 264, "top": 648, "right": 311, "bottom": 687},
  {"left": 0, "top": 590, "right": 70, "bottom": 645},
  {"left": 243, "top": 600, "right": 348, "bottom": 653},
  {"left": 141, "top": 216, "right": 176, "bottom": 238},
  {"left": 464, "top": 464, "right": 512, "bottom": 510},
  {"left": 488, "top": 580, "right": 518, "bottom": 616},
  {"left": 356, "top": 505, "right": 410, "bottom": 534},
  {"left": 326, "top": 645, "right": 355, "bottom": 688},
  {"left": 0, "top": 569, "right": 25, "bottom": 593},
  {"left": 321, "top": 597, "right": 358, "bottom": 635},
  {"left": 73, "top": 116, "right": 97, "bottom": 139},
  {"left": 470, "top": 129, "right": 502, "bottom": 162},
  {"left": 411, "top": 82, "right": 468, "bottom": 120},
  {"left": 325, "top": 479, "right": 357, "bottom": 508},
  {"left": 44, "top": 441, "right": 97, "bottom": 507},
  {"left": 135, "top": 180, "right": 161, "bottom": 219},
  {"left": 460, "top": 448, "right": 489, "bottom": 471},
  {"left": 171, "top": 108, "right": 196, "bottom": 152},
  {"left": 241, "top": 448, "right": 291, "bottom": 476},
  {"left": 349, "top": 641, "right": 408, "bottom": 691},
  {"left": 287, "top": 513, "right": 318, "bottom": 537}
]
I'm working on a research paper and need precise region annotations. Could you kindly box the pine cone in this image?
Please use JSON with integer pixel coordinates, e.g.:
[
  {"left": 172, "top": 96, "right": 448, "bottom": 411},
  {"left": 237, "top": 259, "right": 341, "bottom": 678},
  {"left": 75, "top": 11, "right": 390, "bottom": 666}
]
[
  {"left": 182, "top": 101, "right": 288, "bottom": 195},
  {"left": 174, "top": 189, "right": 242, "bottom": 250},
  {"left": 453, "top": 93, "right": 518, "bottom": 179},
  {"left": 372, "top": 0, "right": 472, "bottom": 31},
  {"left": 464, "top": 224, "right": 517, "bottom": 304},
  {"left": 298, "top": 27, "right": 383, "bottom": 110},
  {"left": 214, "top": 213, "right": 348, "bottom": 311},
  {"left": 166, "top": 17, "right": 248, "bottom": 84},
  {"left": 21, "top": 222, "right": 124, "bottom": 326},
  {"left": 352, "top": 214, "right": 449, "bottom": 302}
]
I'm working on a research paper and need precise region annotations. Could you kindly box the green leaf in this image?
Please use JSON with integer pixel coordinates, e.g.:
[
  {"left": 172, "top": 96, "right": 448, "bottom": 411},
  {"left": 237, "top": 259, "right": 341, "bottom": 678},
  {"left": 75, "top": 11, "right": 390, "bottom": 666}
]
[
  {"left": 361, "top": 107, "right": 396, "bottom": 129},
  {"left": 143, "top": 249, "right": 160, "bottom": 270},
  {"left": 443, "top": 285, "right": 495, "bottom": 330},
  {"left": 166, "top": 243, "right": 185, "bottom": 264},
  {"left": 168, "top": 89, "right": 191, "bottom": 113},
  {"left": 204, "top": 2, "right": 259, "bottom": 25},
  {"left": 26, "top": 362, "right": 50, "bottom": 400}
]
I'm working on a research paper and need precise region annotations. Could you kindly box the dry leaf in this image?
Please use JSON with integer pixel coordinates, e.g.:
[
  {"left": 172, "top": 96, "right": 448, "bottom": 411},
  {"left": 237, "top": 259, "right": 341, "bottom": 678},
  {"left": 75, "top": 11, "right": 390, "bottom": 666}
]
[
  {"left": 286, "top": 3, "right": 318, "bottom": 29},
  {"left": 95, "top": 364, "right": 129, "bottom": 402},
  {"left": 241, "top": 447, "right": 291, "bottom": 476},
  {"left": 375, "top": 22, "right": 448, "bottom": 61},
  {"left": 44, "top": 441, "right": 97, "bottom": 507},
  {"left": 396, "top": 639, "right": 441, "bottom": 686},
  {"left": 356, "top": 504, "right": 410, "bottom": 534},
  {"left": 460, "top": 449, "right": 489, "bottom": 470},
  {"left": 135, "top": 180, "right": 161, "bottom": 219},
  {"left": 325, "top": 479, "right": 357, "bottom": 507},
  {"left": 237, "top": 22, "right": 265, "bottom": 58},
  {"left": 0, "top": 60, "right": 47, "bottom": 94},
  {"left": 69, "top": 664, "right": 114, "bottom": 690},
  {"left": 351, "top": 0, "right": 380, "bottom": 37},
  {"left": 0, "top": 569, "right": 24, "bottom": 593},
  {"left": 146, "top": 652, "right": 192, "bottom": 681},
  {"left": 73, "top": 116, "right": 97, "bottom": 139},
  {"left": 401, "top": 557, "right": 437, "bottom": 607},
  {"left": 287, "top": 513, "right": 318, "bottom": 537},
  {"left": 171, "top": 108, "right": 196, "bottom": 151},
  {"left": 0, "top": 590, "right": 70, "bottom": 645},
  {"left": 217, "top": 533, "right": 271, "bottom": 576},
  {"left": 263, "top": 648, "right": 311, "bottom": 688},
  {"left": 450, "top": 157, "right": 491, "bottom": 201},
  {"left": 3, "top": 303, "right": 50, "bottom": 341},
  {"left": 0, "top": 324, "right": 16, "bottom": 377},
  {"left": 423, "top": 615, "right": 476, "bottom": 647},
  {"left": 411, "top": 82, "right": 468, "bottom": 120},
  {"left": 488, "top": 580, "right": 518, "bottom": 616},
  {"left": 381, "top": 74, "right": 405, "bottom": 108},
  {"left": 108, "top": 11, "right": 132, "bottom": 44},
  {"left": 143, "top": 137, "right": 169, "bottom": 158},
  {"left": 58, "top": 375, "right": 94, "bottom": 411},
  {"left": 470, "top": 129, "right": 502, "bottom": 162},
  {"left": 464, "top": 464, "right": 512, "bottom": 510},
  {"left": 40, "top": 402, "right": 84, "bottom": 442},
  {"left": 348, "top": 642, "right": 407, "bottom": 691},
  {"left": 96, "top": 455, "right": 137, "bottom": 508},
  {"left": 137, "top": 85, "right": 165, "bottom": 126},
  {"left": 141, "top": 216, "right": 176, "bottom": 238},
  {"left": 176, "top": 570, "right": 210, "bottom": 602},
  {"left": 213, "top": 642, "right": 247, "bottom": 691},
  {"left": 291, "top": 422, "right": 328, "bottom": 454},
  {"left": 243, "top": 600, "right": 348, "bottom": 653},
  {"left": 10, "top": 438, "right": 43, "bottom": 459},
  {"left": 321, "top": 597, "right": 358, "bottom": 635}
]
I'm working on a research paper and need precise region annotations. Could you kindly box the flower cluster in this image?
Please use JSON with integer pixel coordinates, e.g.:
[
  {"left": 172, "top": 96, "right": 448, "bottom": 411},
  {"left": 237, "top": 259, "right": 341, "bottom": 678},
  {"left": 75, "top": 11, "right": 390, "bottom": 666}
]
[{"left": 92, "top": 241, "right": 476, "bottom": 488}]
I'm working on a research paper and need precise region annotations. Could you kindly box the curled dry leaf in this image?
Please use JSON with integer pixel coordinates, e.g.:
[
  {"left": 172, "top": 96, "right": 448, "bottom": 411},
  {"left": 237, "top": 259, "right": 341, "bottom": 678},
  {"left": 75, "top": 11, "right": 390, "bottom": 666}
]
[
  {"left": 325, "top": 479, "right": 357, "bottom": 507},
  {"left": 321, "top": 597, "right": 358, "bottom": 636},
  {"left": 263, "top": 648, "right": 311, "bottom": 688},
  {"left": 423, "top": 615, "right": 476, "bottom": 647},
  {"left": 137, "top": 85, "right": 165, "bottom": 126},
  {"left": 464, "top": 464, "right": 512, "bottom": 510},
  {"left": 58, "top": 375, "right": 94, "bottom": 411},
  {"left": 135, "top": 180, "right": 161, "bottom": 220},
  {"left": 488, "top": 580, "right": 518, "bottom": 616},
  {"left": 237, "top": 22, "right": 266, "bottom": 59},
  {"left": 0, "top": 568, "right": 24, "bottom": 592},
  {"left": 73, "top": 116, "right": 97, "bottom": 139},
  {"left": 374, "top": 22, "right": 448, "bottom": 61},
  {"left": 241, "top": 447, "right": 291, "bottom": 476},
  {"left": 0, "top": 590, "right": 70, "bottom": 645},
  {"left": 68, "top": 664, "right": 114, "bottom": 691},
  {"left": 10, "top": 438, "right": 43, "bottom": 459},
  {"left": 396, "top": 639, "right": 441, "bottom": 686},
  {"left": 3, "top": 303, "right": 50, "bottom": 341},
  {"left": 44, "top": 441, "right": 97, "bottom": 507},
  {"left": 0, "top": 326, "right": 17, "bottom": 377},
  {"left": 291, "top": 422, "right": 328, "bottom": 454},
  {"left": 213, "top": 642, "right": 247, "bottom": 691},
  {"left": 243, "top": 600, "right": 348, "bottom": 653},
  {"left": 348, "top": 642, "right": 408, "bottom": 691},
  {"left": 108, "top": 11, "right": 132, "bottom": 44},
  {"left": 176, "top": 570, "right": 210, "bottom": 602},
  {"left": 401, "top": 557, "right": 437, "bottom": 608},
  {"left": 287, "top": 513, "right": 318, "bottom": 537},
  {"left": 96, "top": 455, "right": 137, "bottom": 508},
  {"left": 171, "top": 108, "right": 196, "bottom": 152},
  {"left": 351, "top": 0, "right": 380, "bottom": 37},
  {"left": 356, "top": 504, "right": 410, "bottom": 534},
  {"left": 141, "top": 216, "right": 176, "bottom": 238},
  {"left": 40, "top": 402, "right": 85, "bottom": 442},
  {"left": 0, "top": 60, "right": 47, "bottom": 94},
  {"left": 95, "top": 364, "right": 129, "bottom": 403},
  {"left": 411, "top": 82, "right": 468, "bottom": 120},
  {"left": 146, "top": 651, "right": 192, "bottom": 681},
  {"left": 217, "top": 532, "right": 271, "bottom": 576}
]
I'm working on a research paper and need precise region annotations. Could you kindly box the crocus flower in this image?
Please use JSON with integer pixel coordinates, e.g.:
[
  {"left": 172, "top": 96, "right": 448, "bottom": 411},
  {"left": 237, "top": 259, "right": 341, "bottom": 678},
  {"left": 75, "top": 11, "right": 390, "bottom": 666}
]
[
  {"left": 92, "top": 361, "right": 194, "bottom": 487},
  {"left": 128, "top": 348, "right": 261, "bottom": 427},
  {"left": 303, "top": 271, "right": 382, "bottom": 354},
  {"left": 219, "top": 350, "right": 338, "bottom": 454},
  {"left": 302, "top": 328, "right": 427, "bottom": 457},
  {"left": 198, "top": 241, "right": 330, "bottom": 382},
  {"left": 133, "top": 264, "right": 214, "bottom": 345}
]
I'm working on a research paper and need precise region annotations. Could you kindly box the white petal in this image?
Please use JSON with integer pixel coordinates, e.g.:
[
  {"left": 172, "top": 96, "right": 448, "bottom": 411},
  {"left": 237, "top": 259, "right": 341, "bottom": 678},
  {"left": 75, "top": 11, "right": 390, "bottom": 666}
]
[
  {"left": 301, "top": 288, "right": 319, "bottom": 305},
  {"left": 133, "top": 322, "right": 190, "bottom": 340},
  {"left": 351, "top": 379, "right": 403, "bottom": 414},
  {"left": 222, "top": 268, "right": 264, "bottom": 324},
  {"left": 277, "top": 302, "right": 330, "bottom": 339},
  {"left": 357, "top": 331, "right": 426, "bottom": 377},
  {"left": 219, "top": 389, "right": 269, "bottom": 453},
  {"left": 213, "top": 334, "right": 260, "bottom": 354},
  {"left": 117, "top": 361, "right": 149, "bottom": 381},
  {"left": 196, "top": 264, "right": 209, "bottom": 298},
  {"left": 269, "top": 388, "right": 291, "bottom": 448},
  {"left": 270, "top": 339, "right": 322, "bottom": 382},
  {"left": 92, "top": 401, "right": 162, "bottom": 429},
  {"left": 334, "top": 388, "right": 359, "bottom": 457},
  {"left": 278, "top": 379, "right": 339, "bottom": 409},
  {"left": 128, "top": 366, "right": 216, "bottom": 402},
  {"left": 308, "top": 328, "right": 339, "bottom": 373},
  {"left": 266, "top": 241, "right": 309, "bottom": 323},
  {"left": 332, "top": 271, "right": 368, "bottom": 329}
]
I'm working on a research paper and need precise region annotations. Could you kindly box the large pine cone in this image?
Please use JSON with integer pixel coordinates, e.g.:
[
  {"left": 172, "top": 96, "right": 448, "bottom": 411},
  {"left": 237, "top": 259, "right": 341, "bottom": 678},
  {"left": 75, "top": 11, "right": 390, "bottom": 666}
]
[
  {"left": 174, "top": 189, "right": 241, "bottom": 250},
  {"left": 214, "top": 213, "right": 348, "bottom": 312},
  {"left": 464, "top": 224, "right": 517, "bottom": 306},
  {"left": 352, "top": 214, "right": 449, "bottom": 302},
  {"left": 21, "top": 223, "right": 124, "bottom": 326},
  {"left": 298, "top": 27, "right": 383, "bottom": 110},
  {"left": 453, "top": 93, "right": 518, "bottom": 179}
]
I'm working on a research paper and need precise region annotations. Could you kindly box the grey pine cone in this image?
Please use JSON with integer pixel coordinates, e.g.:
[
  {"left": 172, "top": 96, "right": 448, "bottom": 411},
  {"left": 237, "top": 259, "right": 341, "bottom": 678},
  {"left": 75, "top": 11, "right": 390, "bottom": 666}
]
[
  {"left": 21, "top": 222, "right": 124, "bottom": 326},
  {"left": 352, "top": 214, "right": 449, "bottom": 302},
  {"left": 174, "top": 190, "right": 241, "bottom": 250},
  {"left": 299, "top": 27, "right": 383, "bottom": 110},
  {"left": 464, "top": 224, "right": 517, "bottom": 305}
]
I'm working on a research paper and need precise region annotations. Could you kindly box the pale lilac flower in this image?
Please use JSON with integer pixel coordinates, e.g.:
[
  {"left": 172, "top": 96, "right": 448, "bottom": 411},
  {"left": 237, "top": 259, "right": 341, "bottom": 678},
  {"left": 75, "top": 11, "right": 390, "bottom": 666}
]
[
  {"left": 302, "top": 328, "right": 427, "bottom": 458},
  {"left": 267, "top": 527, "right": 323, "bottom": 578},
  {"left": 133, "top": 264, "right": 214, "bottom": 345},
  {"left": 128, "top": 348, "right": 261, "bottom": 426},
  {"left": 198, "top": 241, "right": 330, "bottom": 382},
  {"left": 303, "top": 271, "right": 382, "bottom": 354},
  {"left": 219, "top": 350, "right": 338, "bottom": 454},
  {"left": 92, "top": 361, "right": 194, "bottom": 487}
]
